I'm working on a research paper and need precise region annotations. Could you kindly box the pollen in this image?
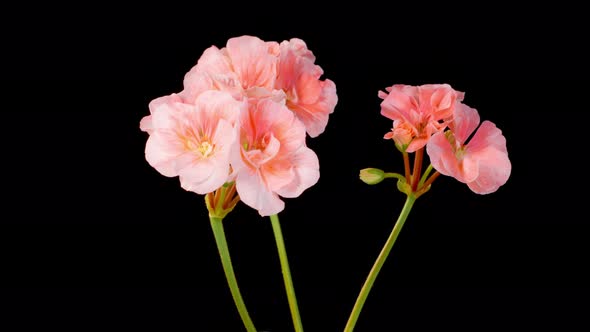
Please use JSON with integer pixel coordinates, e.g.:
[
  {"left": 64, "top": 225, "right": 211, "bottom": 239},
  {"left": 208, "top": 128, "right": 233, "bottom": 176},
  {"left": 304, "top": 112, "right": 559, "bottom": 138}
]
[
  {"left": 187, "top": 139, "right": 214, "bottom": 158},
  {"left": 197, "top": 141, "right": 214, "bottom": 157}
]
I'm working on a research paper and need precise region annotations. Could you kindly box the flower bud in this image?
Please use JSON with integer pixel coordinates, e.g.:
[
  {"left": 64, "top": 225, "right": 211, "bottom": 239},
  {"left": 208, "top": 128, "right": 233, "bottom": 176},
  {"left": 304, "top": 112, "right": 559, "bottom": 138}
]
[{"left": 360, "top": 168, "right": 386, "bottom": 185}]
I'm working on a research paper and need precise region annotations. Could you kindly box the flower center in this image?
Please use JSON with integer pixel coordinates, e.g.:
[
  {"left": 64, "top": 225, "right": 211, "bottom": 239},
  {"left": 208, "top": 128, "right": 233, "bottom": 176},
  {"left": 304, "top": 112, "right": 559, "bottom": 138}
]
[
  {"left": 187, "top": 139, "right": 214, "bottom": 158},
  {"left": 197, "top": 141, "right": 214, "bottom": 157},
  {"left": 455, "top": 147, "right": 466, "bottom": 160},
  {"left": 445, "top": 130, "right": 465, "bottom": 160}
]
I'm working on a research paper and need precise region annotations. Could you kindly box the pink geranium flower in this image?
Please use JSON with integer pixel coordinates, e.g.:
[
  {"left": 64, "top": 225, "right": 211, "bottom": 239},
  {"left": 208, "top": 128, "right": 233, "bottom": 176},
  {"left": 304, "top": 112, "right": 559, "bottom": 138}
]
[
  {"left": 231, "top": 98, "right": 320, "bottom": 216},
  {"left": 383, "top": 120, "right": 415, "bottom": 148},
  {"left": 379, "top": 84, "right": 464, "bottom": 152},
  {"left": 140, "top": 90, "right": 245, "bottom": 194},
  {"left": 426, "top": 103, "right": 511, "bottom": 194},
  {"left": 275, "top": 38, "right": 338, "bottom": 137},
  {"left": 179, "top": 35, "right": 282, "bottom": 103}
]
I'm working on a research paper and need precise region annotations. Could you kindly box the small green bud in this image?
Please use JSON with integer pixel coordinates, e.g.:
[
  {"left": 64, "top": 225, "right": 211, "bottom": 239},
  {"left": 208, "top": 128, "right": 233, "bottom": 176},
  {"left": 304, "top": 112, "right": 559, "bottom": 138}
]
[{"left": 360, "top": 168, "right": 386, "bottom": 185}]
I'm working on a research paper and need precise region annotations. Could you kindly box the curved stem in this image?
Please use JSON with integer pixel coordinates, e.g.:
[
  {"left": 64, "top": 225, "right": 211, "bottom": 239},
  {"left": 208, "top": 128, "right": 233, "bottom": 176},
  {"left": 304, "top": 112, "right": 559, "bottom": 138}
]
[
  {"left": 418, "top": 164, "right": 433, "bottom": 188},
  {"left": 209, "top": 216, "right": 257, "bottom": 332},
  {"left": 270, "top": 214, "right": 304, "bottom": 332},
  {"left": 383, "top": 172, "right": 406, "bottom": 182},
  {"left": 344, "top": 194, "right": 416, "bottom": 332},
  {"left": 421, "top": 170, "right": 441, "bottom": 190}
]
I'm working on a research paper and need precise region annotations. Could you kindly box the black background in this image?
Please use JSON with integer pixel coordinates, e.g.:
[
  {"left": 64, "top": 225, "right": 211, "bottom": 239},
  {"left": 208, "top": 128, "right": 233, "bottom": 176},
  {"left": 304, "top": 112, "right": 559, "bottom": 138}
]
[{"left": 2, "top": 3, "right": 588, "bottom": 331}]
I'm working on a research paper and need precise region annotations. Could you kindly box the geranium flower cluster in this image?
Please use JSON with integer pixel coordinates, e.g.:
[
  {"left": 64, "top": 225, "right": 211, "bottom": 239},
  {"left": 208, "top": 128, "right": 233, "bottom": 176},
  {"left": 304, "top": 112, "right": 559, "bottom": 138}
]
[
  {"left": 378, "top": 84, "right": 511, "bottom": 194},
  {"left": 140, "top": 36, "right": 337, "bottom": 216}
]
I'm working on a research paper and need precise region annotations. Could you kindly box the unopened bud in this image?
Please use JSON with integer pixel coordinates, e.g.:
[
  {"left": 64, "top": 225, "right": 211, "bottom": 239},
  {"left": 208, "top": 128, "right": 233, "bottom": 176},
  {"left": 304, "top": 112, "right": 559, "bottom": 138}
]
[{"left": 360, "top": 168, "right": 385, "bottom": 185}]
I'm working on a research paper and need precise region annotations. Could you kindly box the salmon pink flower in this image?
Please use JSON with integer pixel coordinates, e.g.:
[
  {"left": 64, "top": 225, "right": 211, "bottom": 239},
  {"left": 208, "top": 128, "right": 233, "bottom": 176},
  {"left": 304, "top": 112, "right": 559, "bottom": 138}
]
[
  {"left": 231, "top": 98, "right": 319, "bottom": 216},
  {"left": 140, "top": 90, "right": 245, "bottom": 194},
  {"left": 426, "top": 103, "right": 511, "bottom": 194},
  {"left": 275, "top": 38, "right": 338, "bottom": 137},
  {"left": 379, "top": 84, "right": 464, "bottom": 152},
  {"left": 180, "top": 35, "right": 282, "bottom": 103},
  {"left": 383, "top": 120, "right": 416, "bottom": 148}
]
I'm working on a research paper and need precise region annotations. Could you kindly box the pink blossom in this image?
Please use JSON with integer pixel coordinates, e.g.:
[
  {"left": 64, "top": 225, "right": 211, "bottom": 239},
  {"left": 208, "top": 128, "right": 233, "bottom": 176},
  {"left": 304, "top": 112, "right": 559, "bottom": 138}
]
[
  {"left": 231, "top": 98, "right": 319, "bottom": 216},
  {"left": 383, "top": 120, "right": 415, "bottom": 147},
  {"left": 379, "top": 84, "right": 464, "bottom": 152},
  {"left": 140, "top": 90, "right": 245, "bottom": 194},
  {"left": 275, "top": 38, "right": 338, "bottom": 137},
  {"left": 426, "top": 103, "right": 511, "bottom": 194},
  {"left": 179, "top": 35, "right": 282, "bottom": 103}
]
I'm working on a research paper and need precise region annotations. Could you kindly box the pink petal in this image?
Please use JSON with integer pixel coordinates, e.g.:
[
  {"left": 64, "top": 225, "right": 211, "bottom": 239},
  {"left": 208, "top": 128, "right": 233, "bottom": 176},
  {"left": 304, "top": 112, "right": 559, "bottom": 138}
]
[
  {"left": 450, "top": 103, "right": 480, "bottom": 145},
  {"left": 466, "top": 150, "right": 511, "bottom": 194},
  {"left": 178, "top": 70, "right": 214, "bottom": 104},
  {"left": 180, "top": 46, "right": 242, "bottom": 102},
  {"left": 236, "top": 169, "right": 285, "bottom": 216},
  {"left": 139, "top": 115, "right": 153, "bottom": 134},
  {"left": 179, "top": 158, "right": 229, "bottom": 195},
  {"left": 144, "top": 132, "right": 187, "bottom": 177},
  {"left": 280, "top": 38, "right": 315, "bottom": 63},
  {"left": 251, "top": 99, "right": 306, "bottom": 152},
  {"left": 466, "top": 120, "right": 508, "bottom": 155},
  {"left": 273, "top": 114, "right": 306, "bottom": 154},
  {"left": 275, "top": 147, "right": 319, "bottom": 198},
  {"left": 226, "top": 35, "right": 278, "bottom": 90},
  {"left": 143, "top": 94, "right": 186, "bottom": 134},
  {"left": 426, "top": 131, "right": 462, "bottom": 179},
  {"left": 295, "top": 69, "right": 323, "bottom": 104},
  {"left": 194, "top": 90, "right": 244, "bottom": 126},
  {"left": 287, "top": 79, "right": 337, "bottom": 138},
  {"left": 406, "top": 136, "right": 429, "bottom": 153},
  {"left": 196, "top": 46, "right": 233, "bottom": 74},
  {"left": 459, "top": 154, "right": 480, "bottom": 183},
  {"left": 242, "top": 133, "right": 281, "bottom": 167},
  {"left": 245, "top": 86, "right": 286, "bottom": 102},
  {"left": 210, "top": 118, "right": 238, "bottom": 154},
  {"left": 150, "top": 100, "right": 191, "bottom": 130},
  {"left": 415, "top": 84, "right": 463, "bottom": 121},
  {"left": 262, "top": 158, "right": 295, "bottom": 192},
  {"left": 276, "top": 40, "right": 337, "bottom": 137},
  {"left": 148, "top": 94, "right": 184, "bottom": 114},
  {"left": 380, "top": 84, "right": 418, "bottom": 122}
]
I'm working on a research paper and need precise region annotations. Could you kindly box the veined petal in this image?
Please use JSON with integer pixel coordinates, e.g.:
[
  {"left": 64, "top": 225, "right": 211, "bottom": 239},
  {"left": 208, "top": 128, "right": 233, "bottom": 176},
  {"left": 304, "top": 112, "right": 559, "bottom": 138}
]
[
  {"left": 287, "top": 78, "right": 337, "bottom": 138},
  {"left": 426, "top": 131, "right": 462, "bottom": 179},
  {"left": 467, "top": 150, "right": 511, "bottom": 194},
  {"left": 226, "top": 35, "right": 278, "bottom": 90},
  {"left": 262, "top": 158, "right": 295, "bottom": 192},
  {"left": 380, "top": 85, "right": 418, "bottom": 122},
  {"left": 144, "top": 132, "right": 187, "bottom": 177},
  {"left": 450, "top": 103, "right": 480, "bottom": 145},
  {"left": 194, "top": 90, "right": 244, "bottom": 126},
  {"left": 179, "top": 158, "right": 229, "bottom": 195},
  {"left": 277, "top": 39, "right": 337, "bottom": 137},
  {"left": 275, "top": 146, "right": 320, "bottom": 198},
  {"left": 236, "top": 169, "right": 285, "bottom": 216},
  {"left": 406, "top": 136, "right": 429, "bottom": 153},
  {"left": 466, "top": 120, "right": 508, "bottom": 155}
]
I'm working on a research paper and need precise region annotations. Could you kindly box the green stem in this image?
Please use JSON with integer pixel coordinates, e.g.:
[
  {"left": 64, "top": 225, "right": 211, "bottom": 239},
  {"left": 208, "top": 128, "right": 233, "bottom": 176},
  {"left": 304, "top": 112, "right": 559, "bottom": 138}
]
[
  {"left": 344, "top": 194, "right": 416, "bottom": 332},
  {"left": 383, "top": 172, "right": 406, "bottom": 182},
  {"left": 209, "top": 216, "right": 257, "bottom": 332},
  {"left": 270, "top": 214, "right": 304, "bottom": 332},
  {"left": 418, "top": 164, "right": 433, "bottom": 188}
]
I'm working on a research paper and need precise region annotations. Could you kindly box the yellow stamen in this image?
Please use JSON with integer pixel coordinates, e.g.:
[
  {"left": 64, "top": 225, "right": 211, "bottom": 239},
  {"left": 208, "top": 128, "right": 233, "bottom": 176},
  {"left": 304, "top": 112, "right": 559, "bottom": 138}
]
[{"left": 197, "top": 141, "right": 214, "bottom": 158}]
